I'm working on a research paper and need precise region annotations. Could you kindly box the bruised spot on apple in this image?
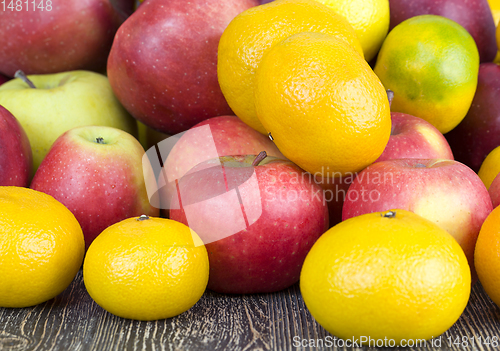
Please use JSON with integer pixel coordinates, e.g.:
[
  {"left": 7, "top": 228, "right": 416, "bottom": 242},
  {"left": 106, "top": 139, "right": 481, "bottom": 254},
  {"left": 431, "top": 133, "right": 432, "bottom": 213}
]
[
  {"left": 169, "top": 153, "right": 329, "bottom": 294},
  {"left": 30, "top": 126, "right": 159, "bottom": 249},
  {"left": 342, "top": 158, "right": 493, "bottom": 283}
]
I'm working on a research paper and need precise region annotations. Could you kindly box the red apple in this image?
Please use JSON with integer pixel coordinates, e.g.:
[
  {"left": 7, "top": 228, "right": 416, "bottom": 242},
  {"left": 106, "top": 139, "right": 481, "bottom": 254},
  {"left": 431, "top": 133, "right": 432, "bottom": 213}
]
[
  {"left": 107, "top": 0, "right": 260, "bottom": 135},
  {"left": 388, "top": 0, "right": 498, "bottom": 63},
  {"left": 489, "top": 173, "right": 500, "bottom": 208},
  {"left": 153, "top": 115, "right": 285, "bottom": 214},
  {"left": 0, "top": 105, "right": 32, "bottom": 187},
  {"left": 0, "top": 0, "right": 124, "bottom": 77},
  {"left": 30, "top": 125, "right": 159, "bottom": 249},
  {"left": 169, "top": 153, "right": 329, "bottom": 294},
  {"left": 445, "top": 63, "right": 500, "bottom": 173},
  {"left": 375, "top": 112, "right": 454, "bottom": 162},
  {"left": 342, "top": 159, "right": 493, "bottom": 282}
]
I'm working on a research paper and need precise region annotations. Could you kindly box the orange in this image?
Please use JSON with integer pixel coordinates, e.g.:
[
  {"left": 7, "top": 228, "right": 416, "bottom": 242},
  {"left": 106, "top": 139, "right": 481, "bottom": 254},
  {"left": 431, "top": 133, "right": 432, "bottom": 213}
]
[
  {"left": 478, "top": 145, "right": 500, "bottom": 189},
  {"left": 0, "top": 186, "right": 85, "bottom": 308},
  {"left": 314, "top": 0, "right": 390, "bottom": 62},
  {"left": 83, "top": 215, "right": 209, "bottom": 321},
  {"left": 300, "top": 209, "right": 471, "bottom": 345},
  {"left": 475, "top": 205, "right": 500, "bottom": 307},
  {"left": 217, "top": 0, "right": 363, "bottom": 134},
  {"left": 254, "top": 32, "right": 391, "bottom": 175},
  {"left": 374, "top": 15, "right": 480, "bottom": 134}
]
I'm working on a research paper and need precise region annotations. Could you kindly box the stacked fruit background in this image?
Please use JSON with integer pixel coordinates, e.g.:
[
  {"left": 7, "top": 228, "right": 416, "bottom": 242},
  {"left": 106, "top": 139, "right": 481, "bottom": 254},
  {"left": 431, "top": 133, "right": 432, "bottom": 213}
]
[{"left": 1, "top": 0, "right": 500, "bottom": 346}]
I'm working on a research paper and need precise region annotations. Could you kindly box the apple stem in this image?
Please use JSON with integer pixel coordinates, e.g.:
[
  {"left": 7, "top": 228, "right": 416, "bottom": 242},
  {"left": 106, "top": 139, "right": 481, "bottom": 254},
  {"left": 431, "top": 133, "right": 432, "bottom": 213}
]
[
  {"left": 386, "top": 89, "right": 394, "bottom": 107},
  {"left": 95, "top": 137, "right": 105, "bottom": 144},
  {"left": 137, "top": 215, "right": 150, "bottom": 221},
  {"left": 14, "top": 70, "right": 36, "bottom": 89},
  {"left": 252, "top": 151, "right": 267, "bottom": 166},
  {"left": 382, "top": 210, "right": 396, "bottom": 218}
]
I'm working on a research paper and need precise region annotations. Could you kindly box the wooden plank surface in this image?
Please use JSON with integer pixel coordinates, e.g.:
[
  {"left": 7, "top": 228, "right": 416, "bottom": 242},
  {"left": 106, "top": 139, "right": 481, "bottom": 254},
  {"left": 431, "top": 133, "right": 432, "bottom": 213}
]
[{"left": 1, "top": 269, "right": 500, "bottom": 351}]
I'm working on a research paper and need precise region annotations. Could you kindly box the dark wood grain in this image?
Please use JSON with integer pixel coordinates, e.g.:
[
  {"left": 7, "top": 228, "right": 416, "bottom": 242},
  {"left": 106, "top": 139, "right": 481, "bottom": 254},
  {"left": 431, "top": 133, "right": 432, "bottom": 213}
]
[{"left": 1, "top": 270, "right": 500, "bottom": 351}]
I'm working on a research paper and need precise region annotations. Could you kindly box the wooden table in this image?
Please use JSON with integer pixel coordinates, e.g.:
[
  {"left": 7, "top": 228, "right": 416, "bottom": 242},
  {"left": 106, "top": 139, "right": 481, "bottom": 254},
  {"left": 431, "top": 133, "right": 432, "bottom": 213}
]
[{"left": 1, "top": 270, "right": 500, "bottom": 351}]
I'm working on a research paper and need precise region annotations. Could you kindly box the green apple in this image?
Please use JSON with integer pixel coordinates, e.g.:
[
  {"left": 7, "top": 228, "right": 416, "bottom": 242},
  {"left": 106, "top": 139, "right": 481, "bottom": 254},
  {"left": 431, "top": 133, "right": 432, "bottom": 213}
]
[{"left": 0, "top": 70, "right": 138, "bottom": 173}]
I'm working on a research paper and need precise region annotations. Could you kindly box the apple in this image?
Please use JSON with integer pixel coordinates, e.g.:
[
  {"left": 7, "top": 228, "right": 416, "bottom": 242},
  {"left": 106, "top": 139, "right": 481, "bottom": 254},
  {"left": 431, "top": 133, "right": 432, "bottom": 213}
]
[
  {"left": 342, "top": 158, "right": 493, "bottom": 282},
  {"left": 107, "top": 0, "right": 260, "bottom": 135},
  {"left": 0, "top": 0, "right": 124, "bottom": 76},
  {"left": 169, "top": 153, "right": 329, "bottom": 294},
  {"left": 0, "top": 105, "right": 32, "bottom": 187},
  {"left": 388, "top": 0, "right": 497, "bottom": 63},
  {"left": 445, "top": 63, "right": 500, "bottom": 173},
  {"left": 489, "top": 173, "right": 500, "bottom": 208},
  {"left": 30, "top": 125, "right": 159, "bottom": 249},
  {"left": 375, "top": 112, "right": 454, "bottom": 162},
  {"left": 151, "top": 115, "right": 285, "bottom": 214},
  {"left": 0, "top": 70, "right": 138, "bottom": 173}
]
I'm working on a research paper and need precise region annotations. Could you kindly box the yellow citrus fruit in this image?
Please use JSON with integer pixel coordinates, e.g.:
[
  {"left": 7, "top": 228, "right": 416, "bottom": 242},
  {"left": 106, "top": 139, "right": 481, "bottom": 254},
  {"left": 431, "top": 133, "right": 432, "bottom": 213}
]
[
  {"left": 488, "top": 0, "right": 500, "bottom": 24},
  {"left": 374, "top": 15, "right": 480, "bottom": 134},
  {"left": 254, "top": 31, "right": 391, "bottom": 175},
  {"left": 217, "top": 0, "right": 364, "bottom": 135},
  {"left": 314, "top": 0, "right": 390, "bottom": 62},
  {"left": 0, "top": 186, "right": 85, "bottom": 308},
  {"left": 475, "top": 205, "right": 500, "bottom": 307},
  {"left": 478, "top": 145, "right": 500, "bottom": 189},
  {"left": 300, "top": 209, "right": 471, "bottom": 345},
  {"left": 83, "top": 216, "right": 209, "bottom": 321}
]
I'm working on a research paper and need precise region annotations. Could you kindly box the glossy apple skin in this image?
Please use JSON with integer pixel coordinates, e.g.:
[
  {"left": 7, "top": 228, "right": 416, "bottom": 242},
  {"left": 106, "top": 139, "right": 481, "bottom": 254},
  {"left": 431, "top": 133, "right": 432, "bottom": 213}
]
[
  {"left": 388, "top": 0, "right": 497, "bottom": 63},
  {"left": 0, "top": 106, "right": 32, "bottom": 187},
  {"left": 0, "top": 0, "right": 123, "bottom": 76},
  {"left": 489, "top": 173, "right": 500, "bottom": 208},
  {"left": 107, "top": 0, "right": 260, "bottom": 135},
  {"left": 30, "top": 126, "right": 159, "bottom": 249},
  {"left": 158, "top": 115, "right": 285, "bottom": 215},
  {"left": 169, "top": 155, "right": 329, "bottom": 294},
  {"left": 376, "top": 112, "right": 454, "bottom": 162},
  {"left": 446, "top": 63, "right": 500, "bottom": 172},
  {"left": 342, "top": 159, "right": 493, "bottom": 282}
]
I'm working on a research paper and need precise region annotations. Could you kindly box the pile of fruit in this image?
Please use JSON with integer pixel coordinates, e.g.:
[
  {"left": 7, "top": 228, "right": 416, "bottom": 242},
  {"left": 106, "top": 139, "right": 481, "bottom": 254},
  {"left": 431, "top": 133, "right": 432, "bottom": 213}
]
[{"left": 1, "top": 0, "right": 500, "bottom": 345}]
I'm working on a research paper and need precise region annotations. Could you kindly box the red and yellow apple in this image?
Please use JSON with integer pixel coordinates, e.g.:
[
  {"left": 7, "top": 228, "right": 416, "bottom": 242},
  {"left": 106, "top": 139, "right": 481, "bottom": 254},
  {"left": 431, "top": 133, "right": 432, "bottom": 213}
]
[
  {"left": 342, "top": 158, "right": 493, "bottom": 282},
  {"left": 169, "top": 153, "right": 329, "bottom": 294},
  {"left": 30, "top": 126, "right": 159, "bottom": 249}
]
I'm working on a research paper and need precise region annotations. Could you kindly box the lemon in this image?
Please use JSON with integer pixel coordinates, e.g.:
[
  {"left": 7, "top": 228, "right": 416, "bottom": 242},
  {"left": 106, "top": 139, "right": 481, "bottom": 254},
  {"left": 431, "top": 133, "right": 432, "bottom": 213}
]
[
  {"left": 0, "top": 186, "right": 85, "bottom": 308},
  {"left": 83, "top": 216, "right": 209, "bottom": 321},
  {"left": 300, "top": 209, "right": 471, "bottom": 345},
  {"left": 314, "top": 0, "right": 390, "bottom": 62},
  {"left": 217, "top": 0, "right": 363, "bottom": 134},
  {"left": 254, "top": 31, "right": 391, "bottom": 175},
  {"left": 374, "top": 15, "right": 480, "bottom": 134}
]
